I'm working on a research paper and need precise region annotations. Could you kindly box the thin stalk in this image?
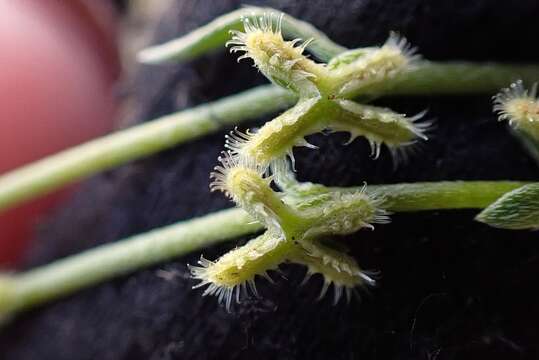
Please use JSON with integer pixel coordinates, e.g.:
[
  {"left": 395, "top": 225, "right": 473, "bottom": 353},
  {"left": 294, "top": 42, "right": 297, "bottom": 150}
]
[
  {"left": 0, "top": 85, "right": 294, "bottom": 214},
  {"left": 1, "top": 208, "right": 260, "bottom": 320},
  {"left": 368, "top": 181, "right": 529, "bottom": 211},
  {"left": 0, "top": 180, "right": 527, "bottom": 321},
  {"left": 137, "top": 6, "right": 346, "bottom": 64},
  {"left": 136, "top": 6, "right": 539, "bottom": 97},
  {"left": 376, "top": 62, "right": 539, "bottom": 96}
]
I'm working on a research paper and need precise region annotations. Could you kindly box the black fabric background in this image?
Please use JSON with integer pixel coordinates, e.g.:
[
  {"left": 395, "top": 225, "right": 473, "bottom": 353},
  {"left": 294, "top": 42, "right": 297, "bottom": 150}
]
[{"left": 2, "top": 0, "right": 539, "bottom": 359}]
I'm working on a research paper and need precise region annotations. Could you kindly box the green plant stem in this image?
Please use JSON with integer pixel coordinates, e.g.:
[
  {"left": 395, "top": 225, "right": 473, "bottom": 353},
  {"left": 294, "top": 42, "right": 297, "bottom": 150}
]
[
  {"left": 2, "top": 63, "right": 538, "bottom": 215},
  {"left": 0, "top": 180, "right": 527, "bottom": 321},
  {"left": 376, "top": 62, "right": 539, "bottom": 96},
  {"left": 137, "top": 4, "right": 539, "bottom": 97},
  {"left": 137, "top": 6, "right": 346, "bottom": 64},
  {"left": 0, "top": 85, "right": 293, "bottom": 214},
  {"left": 136, "top": 5, "right": 539, "bottom": 98},
  {"left": 368, "top": 181, "right": 528, "bottom": 211},
  {"left": 2, "top": 7, "right": 539, "bottom": 216},
  {"left": 1, "top": 208, "right": 259, "bottom": 319}
]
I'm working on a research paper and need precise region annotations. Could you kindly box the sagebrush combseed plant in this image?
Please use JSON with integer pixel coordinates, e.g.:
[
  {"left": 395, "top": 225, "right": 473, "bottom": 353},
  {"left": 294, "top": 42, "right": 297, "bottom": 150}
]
[
  {"left": 189, "top": 13, "right": 429, "bottom": 307},
  {"left": 0, "top": 7, "right": 538, "bottom": 321}
]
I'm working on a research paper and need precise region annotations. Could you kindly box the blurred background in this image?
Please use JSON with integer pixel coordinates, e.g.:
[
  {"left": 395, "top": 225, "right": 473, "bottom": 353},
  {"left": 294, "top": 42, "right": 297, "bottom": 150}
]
[{"left": 0, "top": 0, "right": 169, "bottom": 268}]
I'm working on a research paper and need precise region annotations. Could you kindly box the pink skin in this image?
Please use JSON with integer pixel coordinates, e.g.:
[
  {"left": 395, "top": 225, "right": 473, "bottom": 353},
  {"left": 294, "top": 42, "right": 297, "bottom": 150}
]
[{"left": 0, "top": 0, "right": 120, "bottom": 267}]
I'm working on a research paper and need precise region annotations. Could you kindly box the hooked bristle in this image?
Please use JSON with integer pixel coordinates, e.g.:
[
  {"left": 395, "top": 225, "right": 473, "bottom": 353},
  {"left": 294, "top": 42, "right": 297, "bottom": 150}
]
[
  {"left": 226, "top": 12, "right": 323, "bottom": 95},
  {"left": 331, "top": 32, "right": 420, "bottom": 98},
  {"left": 383, "top": 31, "right": 421, "bottom": 67},
  {"left": 189, "top": 232, "right": 286, "bottom": 311},
  {"left": 333, "top": 100, "right": 432, "bottom": 162},
  {"left": 209, "top": 149, "right": 267, "bottom": 199},
  {"left": 223, "top": 127, "right": 256, "bottom": 159},
  {"left": 189, "top": 256, "right": 255, "bottom": 311},
  {"left": 386, "top": 111, "right": 434, "bottom": 168},
  {"left": 210, "top": 148, "right": 294, "bottom": 235},
  {"left": 303, "top": 187, "right": 391, "bottom": 238},
  {"left": 291, "top": 240, "right": 380, "bottom": 305},
  {"left": 225, "top": 97, "right": 323, "bottom": 167},
  {"left": 494, "top": 80, "right": 539, "bottom": 124},
  {"left": 226, "top": 12, "right": 283, "bottom": 51},
  {"left": 493, "top": 81, "right": 539, "bottom": 141}
]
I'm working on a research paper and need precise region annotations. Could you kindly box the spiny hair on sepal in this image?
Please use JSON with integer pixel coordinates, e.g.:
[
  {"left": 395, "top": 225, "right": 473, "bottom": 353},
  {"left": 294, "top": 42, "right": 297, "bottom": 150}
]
[
  {"left": 292, "top": 240, "right": 379, "bottom": 305},
  {"left": 226, "top": 12, "right": 322, "bottom": 95},
  {"left": 225, "top": 98, "right": 322, "bottom": 167},
  {"left": 269, "top": 156, "right": 298, "bottom": 189},
  {"left": 224, "top": 127, "right": 255, "bottom": 159},
  {"left": 303, "top": 187, "right": 391, "bottom": 238},
  {"left": 226, "top": 12, "right": 313, "bottom": 66},
  {"left": 383, "top": 31, "right": 420, "bottom": 66},
  {"left": 189, "top": 232, "right": 285, "bottom": 311},
  {"left": 388, "top": 139, "right": 427, "bottom": 168},
  {"left": 226, "top": 12, "right": 284, "bottom": 56},
  {"left": 333, "top": 100, "right": 432, "bottom": 161},
  {"left": 209, "top": 150, "right": 268, "bottom": 199},
  {"left": 494, "top": 80, "right": 539, "bottom": 124},
  {"left": 189, "top": 257, "right": 253, "bottom": 311},
  {"left": 405, "top": 109, "right": 432, "bottom": 141},
  {"left": 388, "top": 111, "right": 434, "bottom": 164},
  {"left": 333, "top": 32, "right": 420, "bottom": 97}
]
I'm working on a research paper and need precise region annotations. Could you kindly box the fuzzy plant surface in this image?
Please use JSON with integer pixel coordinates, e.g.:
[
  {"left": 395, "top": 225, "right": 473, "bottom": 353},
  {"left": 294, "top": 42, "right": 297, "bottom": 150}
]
[
  {"left": 2, "top": 1, "right": 539, "bottom": 360},
  {"left": 187, "top": 13, "right": 433, "bottom": 307}
]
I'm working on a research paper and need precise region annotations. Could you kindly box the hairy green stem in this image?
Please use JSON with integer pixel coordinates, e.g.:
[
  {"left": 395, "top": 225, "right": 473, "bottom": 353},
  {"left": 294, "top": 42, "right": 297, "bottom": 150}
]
[
  {"left": 0, "top": 180, "right": 527, "bottom": 321},
  {"left": 0, "top": 85, "right": 293, "bottom": 214}
]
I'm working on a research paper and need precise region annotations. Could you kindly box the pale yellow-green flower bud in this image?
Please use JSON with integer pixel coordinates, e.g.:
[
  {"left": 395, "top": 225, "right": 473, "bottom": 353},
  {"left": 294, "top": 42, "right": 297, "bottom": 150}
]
[
  {"left": 290, "top": 240, "right": 377, "bottom": 304},
  {"left": 494, "top": 80, "right": 539, "bottom": 140},
  {"left": 328, "top": 32, "right": 419, "bottom": 98},
  {"left": 189, "top": 232, "right": 290, "bottom": 310},
  {"left": 210, "top": 151, "right": 298, "bottom": 233},
  {"left": 332, "top": 99, "right": 429, "bottom": 159},
  {"left": 302, "top": 188, "right": 390, "bottom": 238},
  {"left": 227, "top": 13, "right": 326, "bottom": 96},
  {"left": 225, "top": 98, "right": 322, "bottom": 167}
]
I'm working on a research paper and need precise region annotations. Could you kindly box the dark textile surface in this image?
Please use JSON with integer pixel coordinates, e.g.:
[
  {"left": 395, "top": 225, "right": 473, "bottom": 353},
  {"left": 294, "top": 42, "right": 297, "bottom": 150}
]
[{"left": 1, "top": 1, "right": 539, "bottom": 359}]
